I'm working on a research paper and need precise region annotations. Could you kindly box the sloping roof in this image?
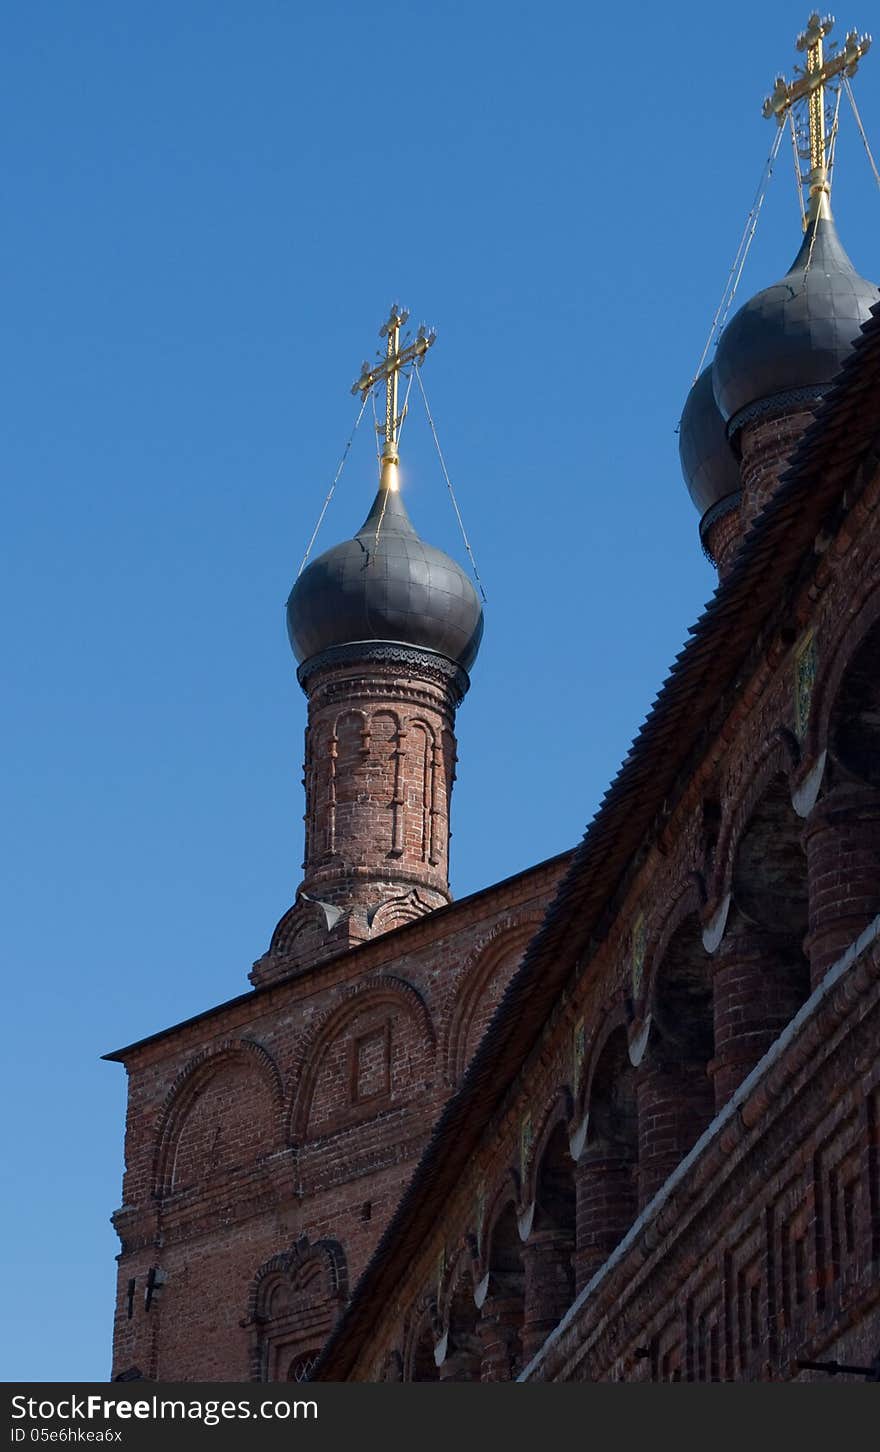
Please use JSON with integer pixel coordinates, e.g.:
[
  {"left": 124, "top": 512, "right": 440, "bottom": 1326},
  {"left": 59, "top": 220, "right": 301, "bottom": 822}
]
[{"left": 315, "top": 301, "right": 880, "bottom": 1380}]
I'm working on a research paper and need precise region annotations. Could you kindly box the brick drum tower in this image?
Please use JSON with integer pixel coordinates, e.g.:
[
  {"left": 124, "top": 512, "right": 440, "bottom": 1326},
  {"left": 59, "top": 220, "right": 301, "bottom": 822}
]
[
  {"left": 258, "top": 309, "right": 482, "bottom": 982},
  {"left": 679, "top": 13, "right": 880, "bottom": 579},
  {"left": 250, "top": 311, "right": 483, "bottom": 987}
]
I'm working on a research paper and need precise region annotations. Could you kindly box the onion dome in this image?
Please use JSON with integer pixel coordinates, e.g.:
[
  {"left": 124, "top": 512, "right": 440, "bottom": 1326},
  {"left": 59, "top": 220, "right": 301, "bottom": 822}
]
[
  {"left": 679, "top": 364, "right": 741, "bottom": 517},
  {"left": 713, "top": 215, "right": 880, "bottom": 435},
  {"left": 287, "top": 460, "right": 484, "bottom": 673}
]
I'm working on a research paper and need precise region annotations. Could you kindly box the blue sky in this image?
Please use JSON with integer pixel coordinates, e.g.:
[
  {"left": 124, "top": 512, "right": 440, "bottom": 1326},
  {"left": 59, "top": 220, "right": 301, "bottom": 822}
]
[{"left": 3, "top": 2, "right": 879, "bottom": 1381}]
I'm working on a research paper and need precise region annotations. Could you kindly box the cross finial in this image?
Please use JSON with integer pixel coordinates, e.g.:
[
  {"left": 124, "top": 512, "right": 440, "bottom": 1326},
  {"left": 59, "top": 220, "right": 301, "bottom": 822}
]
[
  {"left": 351, "top": 307, "right": 436, "bottom": 488},
  {"left": 763, "top": 14, "right": 872, "bottom": 221}
]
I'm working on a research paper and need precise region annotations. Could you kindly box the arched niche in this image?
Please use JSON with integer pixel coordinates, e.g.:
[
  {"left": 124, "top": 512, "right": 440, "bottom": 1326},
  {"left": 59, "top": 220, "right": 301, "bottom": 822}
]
[
  {"left": 637, "top": 914, "right": 715, "bottom": 1208},
  {"left": 712, "top": 772, "right": 811, "bottom": 1105},
  {"left": 532, "top": 1120, "right": 576, "bottom": 1239},
  {"left": 444, "top": 918, "right": 541, "bottom": 1085},
  {"left": 521, "top": 1121, "right": 576, "bottom": 1363},
  {"left": 732, "top": 774, "right": 809, "bottom": 941},
  {"left": 830, "top": 621, "right": 880, "bottom": 783},
  {"left": 329, "top": 707, "right": 400, "bottom": 860},
  {"left": 153, "top": 1041, "right": 283, "bottom": 1199},
  {"left": 574, "top": 1025, "right": 638, "bottom": 1293},
  {"left": 805, "top": 615, "right": 880, "bottom": 983},
  {"left": 479, "top": 1200, "right": 525, "bottom": 1381},
  {"left": 438, "top": 1253, "right": 481, "bottom": 1382},
  {"left": 650, "top": 914, "right": 715, "bottom": 1066},
  {"left": 814, "top": 590, "right": 880, "bottom": 780},
  {"left": 289, "top": 977, "right": 435, "bottom": 1146},
  {"left": 405, "top": 717, "right": 439, "bottom": 867},
  {"left": 404, "top": 1300, "right": 441, "bottom": 1383}
]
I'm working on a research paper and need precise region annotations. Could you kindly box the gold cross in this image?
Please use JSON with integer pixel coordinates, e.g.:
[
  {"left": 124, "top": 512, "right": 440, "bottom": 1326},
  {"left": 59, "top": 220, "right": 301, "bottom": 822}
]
[
  {"left": 763, "top": 14, "right": 872, "bottom": 219},
  {"left": 351, "top": 306, "right": 436, "bottom": 461}
]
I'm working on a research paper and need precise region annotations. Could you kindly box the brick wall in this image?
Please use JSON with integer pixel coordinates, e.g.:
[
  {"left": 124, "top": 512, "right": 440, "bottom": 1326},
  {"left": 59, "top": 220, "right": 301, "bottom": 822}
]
[
  {"left": 108, "top": 852, "right": 570, "bottom": 1381},
  {"left": 300, "top": 651, "right": 462, "bottom": 915},
  {"left": 738, "top": 407, "right": 817, "bottom": 535},
  {"left": 323, "top": 449, "right": 880, "bottom": 1383}
]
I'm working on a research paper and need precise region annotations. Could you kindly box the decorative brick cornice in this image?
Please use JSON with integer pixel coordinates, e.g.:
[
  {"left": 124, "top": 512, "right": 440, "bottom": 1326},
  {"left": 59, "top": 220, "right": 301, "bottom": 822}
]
[
  {"left": 297, "top": 642, "right": 471, "bottom": 702},
  {"left": 153, "top": 1038, "right": 286, "bottom": 1199},
  {"left": 297, "top": 1122, "right": 433, "bottom": 1196},
  {"left": 246, "top": 1237, "right": 348, "bottom": 1325},
  {"left": 698, "top": 490, "right": 741, "bottom": 556},
  {"left": 244, "top": 1237, "right": 348, "bottom": 1382},
  {"left": 154, "top": 1156, "right": 298, "bottom": 1243},
  {"left": 726, "top": 386, "right": 822, "bottom": 440}
]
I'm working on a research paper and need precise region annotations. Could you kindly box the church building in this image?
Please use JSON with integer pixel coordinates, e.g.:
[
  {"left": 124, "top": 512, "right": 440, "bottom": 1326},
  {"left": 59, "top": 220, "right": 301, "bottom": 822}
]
[{"left": 107, "top": 16, "right": 880, "bottom": 1382}]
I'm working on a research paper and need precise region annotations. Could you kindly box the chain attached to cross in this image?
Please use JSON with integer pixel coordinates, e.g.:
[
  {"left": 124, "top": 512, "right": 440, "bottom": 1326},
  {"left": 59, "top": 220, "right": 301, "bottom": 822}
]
[
  {"left": 762, "top": 13, "right": 872, "bottom": 219},
  {"left": 351, "top": 306, "right": 436, "bottom": 465}
]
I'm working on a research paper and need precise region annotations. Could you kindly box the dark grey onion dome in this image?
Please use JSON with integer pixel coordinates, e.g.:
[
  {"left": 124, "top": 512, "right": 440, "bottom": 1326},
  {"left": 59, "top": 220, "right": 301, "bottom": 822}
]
[
  {"left": 679, "top": 364, "right": 741, "bottom": 515},
  {"left": 713, "top": 215, "right": 880, "bottom": 435},
  {"left": 287, "top": 481, "right": 484, "bottom": 672}
]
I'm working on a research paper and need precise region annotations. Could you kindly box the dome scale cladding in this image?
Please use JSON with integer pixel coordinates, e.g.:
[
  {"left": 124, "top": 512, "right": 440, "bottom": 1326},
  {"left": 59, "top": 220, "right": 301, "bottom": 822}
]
[{"left": 287, "top": 479, "right": 484, "bottom": 674}]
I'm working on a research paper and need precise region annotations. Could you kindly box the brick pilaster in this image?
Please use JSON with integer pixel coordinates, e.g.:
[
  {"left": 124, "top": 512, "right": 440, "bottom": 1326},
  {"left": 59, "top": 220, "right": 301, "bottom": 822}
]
[
  {"left": 636, "top": 1053, "right": 714, "bottom": 1208},
  {"left": 573, "top": 1149, "right": 637, "bottom": 1293},
  {"left": 803, "top": 782, "right": 880, "bottom": 987},
  {"left": 477, "top": 1295, "right": 523, "bottom": 1382},
  {"left": 438, "top": 1336, "right": 481, "bottom": 1382},
  {"left": 709, "top": 929, "right": 807, "bottom": 1110},
  {"left": 520, "top": 1228, "right": 574, "bottom": 1361}
]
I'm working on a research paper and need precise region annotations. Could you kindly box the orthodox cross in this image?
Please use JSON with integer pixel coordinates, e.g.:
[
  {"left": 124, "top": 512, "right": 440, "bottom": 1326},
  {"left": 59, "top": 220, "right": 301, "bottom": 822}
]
[
  {"left": 763, "top": 13, "right": 871, "bottom": 217},
  {"left": 351, "top": 306, "right": 436, "bottom": 459}
]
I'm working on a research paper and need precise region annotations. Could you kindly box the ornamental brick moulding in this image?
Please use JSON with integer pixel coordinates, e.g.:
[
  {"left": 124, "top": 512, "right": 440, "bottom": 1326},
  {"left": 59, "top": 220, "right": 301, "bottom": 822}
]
[
  {"left": 437, "top": 1240, "right": 481, "bottom": 1326},
  {"left": 520, "top": 1085, "right": 574, "bottom": 1214},
  {"left": 473, "top": 1169, "right": 524, "bottom": 1284},
  {"left": 638, "top": 880, "right": 706, "bottom": 1024},
  {"left": 245, "top": 1237, "right": 348, "bottom": 1383},
  {"left": 443, "top": 914, "right": 544, "bottom": 1086},
  {"left": 436, "top": 1245, "right": 483, "bottom": 1382},
  {"left": 287, "top": 975, "right": 436, "bottom": 1144},
  {"left": 711, "top": 732, "right": 795, "bottom": 903},
  {"left": 265, "top": 895, "right": 348, "bottom": 961},
  {"left": 811, "top": 574, "right": 880, "bottom": 772},
  {"left": 570, "top": 998, "right": 630, "bottom": 1133}
]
